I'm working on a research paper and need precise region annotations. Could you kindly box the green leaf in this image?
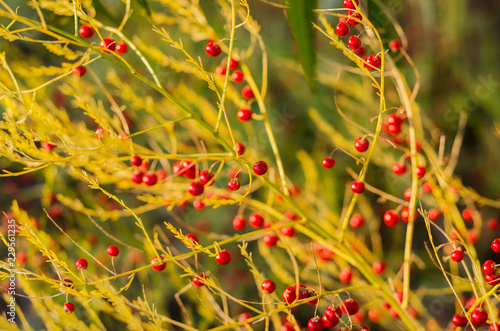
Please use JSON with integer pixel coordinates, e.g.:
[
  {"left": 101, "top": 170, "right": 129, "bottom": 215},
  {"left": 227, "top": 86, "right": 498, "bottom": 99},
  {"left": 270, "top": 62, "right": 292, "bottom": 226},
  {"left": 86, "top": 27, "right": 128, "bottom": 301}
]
[
  {"left": 135, "top": 0, "right": 154, "bottom": 23},
  {"left": 285, "top": 0, "right": 318, "bottom": 92}
]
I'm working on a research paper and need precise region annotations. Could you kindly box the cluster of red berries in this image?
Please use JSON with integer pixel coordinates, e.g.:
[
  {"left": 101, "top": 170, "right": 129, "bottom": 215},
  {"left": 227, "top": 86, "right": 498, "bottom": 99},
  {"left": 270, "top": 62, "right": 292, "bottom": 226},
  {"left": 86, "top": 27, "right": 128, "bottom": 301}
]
[
  {"left": 205, "top": 40, "right": 254, "bottom": 100},
  {"left": 73, "top": 25, "right": 128, "bottom": 77},
  {"left": 129, "top": 156, "right": 159, "bottom": 186}
]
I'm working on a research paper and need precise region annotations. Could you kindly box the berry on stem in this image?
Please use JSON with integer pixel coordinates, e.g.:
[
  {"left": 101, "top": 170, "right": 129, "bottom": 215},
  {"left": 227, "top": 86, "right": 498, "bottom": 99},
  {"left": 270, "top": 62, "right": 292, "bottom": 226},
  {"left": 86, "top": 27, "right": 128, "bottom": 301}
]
[
  {"left": 42, "top": 141, "right": 56, "bottom": 152},
  {"left": 107, "top": 245, "right": 119, "bottom": 257},
  {"left": 392, "top": 162, "right": 407, "bottom": 175},
  {"left": 483, "top": 260, "right": 496, "bottom": 275},
  {"left": 206, "top": 41, "right": 222, "bottom": 57},
  {"left": 343, "top": 0, "right": 359, "bottom": 9},
  {"left": 415, "top": 166, "right": 426, "bottom": 178},
  {"left": 335, "top": 22, "right": 350, "bottom": 37},
  {"left": 200, "top": 170, "right": 215, "bottom": 186},
  {"left": 192, "top": 273, "right": 206, "bottom": 287},
  {"left": 151, "top": 256, "right": 166, "bottom": 271},
  {"left": 115, "top": 42, "right": 128, "bottom": 54},
  {"left": 383, "top": 210, "right": 400, "bottom": 226},
  {"left": 253, "top": 161, "right": 268, "bottom": 175},
  {"left": 229, "top": 58, "right": 239, "bottom": 69},
  {"left": 347, "top": 10, "right": 362, "bottom": 25},
  {"left": 354, "top": 137, "right": 369, "bottom": 152},
  {"left": 372, "top": 260, "right": 387, "bottom": 274},
  {"left": 185, "top": 234, "right": 199, "bottom": 248},
  {"left": 348, "top": 36, "right": 362, "bottom": 49},
  {"left": 131, "top": 170, "right": 144, "bottom": 184},
  {"left": 73, "top": 66, "right": 86, "bottom": 77},
  {"left": 75, "top": 258, "right": 88, "bottom": 270},
  {"left": 241, "top": 85, "right": 254, "bottom": 99},
  {"left": 130, "top": 155, "right": 143, "bottom": 167},
  {"left": 63, "top": 302, "right": 75, "bottom": 313},
  {"left": 249, "top": 213, "right": 265, "bottom": 228},
  {"left": 342, "top": 298, "right": 360, "bottom": 315},
  {"left": 95, "top": 126, "right": 106, "bottom": 141},
  {"left": 365, "top": 54, "right": 381, "bottom": 70},
  {"left": 79, "top": 25, "right": 94, "bottom": 38},
  {"left": 261, "top": 279, "right": 276, "bottom": 294},
  {"left": 450, "top": 250, "right": 464, "bottom": 262},
  {"left": 227, "top": 178, "right": 241, "bottom": 191},
  {"left": 263, "top": 232, "right": 278, "bottom": 246},
  {"left": 215, "top": 250, "right": 232, "bottom": 265},
  {"left": 471, "top": 308, "right": 488, "bottom": 326},
  {"left": 216, "top": 65, "right": 226, "bottom": 76},
  {"left": 235, "top": 142, "right": 245, "bottom": 155},
  {"left": 350, "top": 214, "right": 364, "bottom": 228},
  {"left": 188, "top": 181, "right": 204, "bottom": 196},
  {"left": 339, "top": 269, "right": 353, "bottom": 283},
  {"left": 100, "top": 37, "right": 116, "bottom": 53},
  {"left": 351, "top": 181, "right": 365, "bottom": 194},
  {"left": 492, "top": 238, "right": 500, "bottom": 252},
  {"left": 322, "top": 156, "right": 335, "bottom": 169},
  {"left": 233, "top": 216, "right": 246, "bottom": 230},
  {"left": 237, "top": 108, "right": 253, "bottom": 122},
  {"left": 142, "top": 172, "right": 158, "bottom": 186},
  {"left": 389, "top": 39, "right": 402, "bottom": 52},
  {"left": 232, "top": 70, "right": 244, "bottom": 82},
  {"left": 307, "top": 316, "right": 324, "bottom": 331},
  {"left": 452, "top": 314, "right": 468, "bottom": 327}
]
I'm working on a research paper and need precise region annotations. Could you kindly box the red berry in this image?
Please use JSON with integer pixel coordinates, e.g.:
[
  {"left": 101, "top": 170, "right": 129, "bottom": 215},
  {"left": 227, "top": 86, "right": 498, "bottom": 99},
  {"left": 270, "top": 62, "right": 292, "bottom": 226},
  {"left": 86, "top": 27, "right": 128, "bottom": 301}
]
[
  {"left": 354, "top": 45, "right": 365, "bottom": 56},
  {"left": 206, "top": 41, "right": 222, "bottom": 57},
  {"left": 237, "top": 108, "right": 253, "bottom": 121},
  {"left": 339, "top": 269, "right": 352, "bottom": 283},
  {"left": 335, "top": 22, "right": 350, "bottom": 37},
  {"left": 151, "top": 256, "right": 166, "bottom": 271},
  {"left": 387, "top": 123, "right": 401, "bottom": 135},
  {"left": 182, "top": 161, "right": 198, "bottom": 179},
  {"left": 192, "top": 273, "right": 206, "bottom": 287},
  {"left": 365, "top": 54, "right": 381, "bottom": 70},
  {"left": 348, "top": 36, "right": 362, "bottom": 49},
  {"left": 384, "top": 210, "right": 400, "bottom": 226},
  {"left": 249, "top": 213, "right": 265, "bottom": 228},
  {"left": 199, "top": 170, "right": 215, "bottom": 186},
  {"left": 227, "top": 178, "right": 241, "bottom": 191},
  {"left": 471, "top": 308, "right": 488, "bottom": 325},
  {"left": 490, "top": 322, "right": 500, "bottom": 331},
  {"left": 79, "top": 25, "right": 94, "bottom": 38},
  {"left": 489, "top": 218, "right": 499, "bottom": 230},
  {"left": 351, "top": 181, "right": 365, "bottom": 194},
  {"left": 131, "top": 170, "right": 144, "bottom": 184},
  {"left": 130, "top": 155, "right": 143, "bottom": 167},
  {"left": 342, "top": 298, "right": 360, "bottom": 315},
  {"left": 75, "top": 258, "right": 88, "bottom": 270},
  {"left": 193, "top": 199, "right": 205, "bottom": 210},
  {"left": 216, "top": 65, "right": 226, "bottom": 75},
  {"left": 107, "top": 245, "right": 119, "bottom": 257},
  {"left": 354, "top": 137, "right": 369, "bottom": 152},
  {"left": 307, "top": 316, "right": 324, "bottom": 331},
  {"left": 188, "top": 181, "right": 204, "bottom": 196},
  {"left": 73, "top": 66, "right": 86, "bottom": 77},
  {"left": 486, "top": 273, "right": 500, "bottom": 286},
  {"left": 235, "top": 142, "right": 245, "bottom": 155},
  {"left": 282, "top": 286, "right": 296, "bottom": 304},
  {"left": 346, "top": 11, "right": 362, "bottom": 25},
  {"left": 95, "top": 126, "right": 106, "bottom": 141},
  {"left": 428, "top": 208, "right": 440, "bottom": 221},
  {"left": 403, "top": 188, "right": 412, "bottom": 201},
  {"left": 241, "top": 85, "right": 254, "bottom": 99},
  {"left": 281, "top": 322, "right": 295, "bottom": 331},
  {"left": 322, "top": 156, "right": 335, "bottom": 169},
  {"left": 324, "top": 305, "right": 343, "bottom": 321},
  {"left": 63, "top": 302, "right": 75, "bottom": 313},
  {"left": 343, "top": 0, "right": 359, "bottom": 9},
  {"left": 185, "top": 234, "right": 199, "bottom": 247},
  {"left": 280, "top": 226, "right": 295, "bottom": 237},
  {"left": 261, "top": 279, "right": 276, "bottom": 294},
  {"left": 450, "top": 250, "right": 464, "bottom": 262},
  {"left": 401, "top": 206, "right": 418, "bottom": 222},
  {"left": 229, "top": 58, "right": 239, "bottom": 69},
  {"left": 263, "top": 232, "right": 278, "bottom": 246},
  {"left": 452, "top": 313, "right": 468, "bottom": 327},
  {"left": 42, "top": 141, "right": 56, "bottom": 152},
  {"left": 372, "top": 260, "right": 387, "bottom": 274},
  {"left": 483, "top": 260, "right": 497, "bottom": 275},
  {"left": 115, "top": 42, "right": 128, "bottom": 54},
  {"left": 253, "top": 161, "right": 268, "bottom": 175},
  {"left": 415, "top": 166, "right": 426, "bottom": 178},
  {"left": 392, "top": 162, "right": 407, "bottom": 175},
  {"left": 389, "top": 39, "right": 402, "bottom": 52},
  {"left": 492, "top": 238, "right": 500, "bottom": 253},
  {"left": 462, "top": 208, "right": 473, "bottom": 221},
  {"left": 215, "top": 250, "right": 232, "bottom": 265},
  {"left": 233, "top": 216, "right": 246, "bottom": 230},
  {"left": 350, "top": 214, "right": 364, "bottom": 228},
  {"left": 387, "top": 114, "right": 402, "bottom": 126},
  {"left": 142, "top": 172, "right": 158, "bottom": 186},
  {"left": 100, "top": 37, "right": 116, "bottom": 53},
  {"left": 322, "top": 314, "right": 340, "bottom": 327},
  {"left": 356, "top": 325, "right": 370, "bottom": 331},
  {"left": 232, "top": 70, "right": 244, "bottom": 82}
]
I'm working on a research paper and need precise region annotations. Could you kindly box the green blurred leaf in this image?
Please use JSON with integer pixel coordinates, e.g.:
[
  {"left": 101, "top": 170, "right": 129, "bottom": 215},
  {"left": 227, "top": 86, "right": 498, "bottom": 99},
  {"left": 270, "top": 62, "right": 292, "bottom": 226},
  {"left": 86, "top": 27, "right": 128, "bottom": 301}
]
[
  {"left": 92, "top": 0, "right": 120, "bottom": 24},
  {"left": 135, "top": 0, "right": 154, "bottom": 23},
  {"left": 285, "top": 0, "right": 318, "bottom": 92}
]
